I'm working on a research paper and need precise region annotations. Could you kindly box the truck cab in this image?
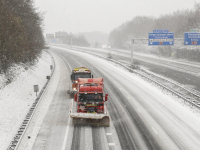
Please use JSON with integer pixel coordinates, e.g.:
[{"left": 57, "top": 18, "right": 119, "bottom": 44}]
[
  {"left": 74, "top": 78, "right": 108, "bottom": 113},
  {"left": 67, "top": 67, "right": 92, "bottom": 94}
]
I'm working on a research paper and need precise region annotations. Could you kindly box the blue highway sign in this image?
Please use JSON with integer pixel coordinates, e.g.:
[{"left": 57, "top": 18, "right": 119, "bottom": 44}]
[
  {"left": 184, "top": 32, "right": 200, "bottom": 45},
  {"left": 149, "top": 32, "right": 174, "bottom": 46}
]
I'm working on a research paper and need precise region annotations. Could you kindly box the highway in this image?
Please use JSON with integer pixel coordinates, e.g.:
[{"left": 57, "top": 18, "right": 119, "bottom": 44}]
[
  {"left": 55, "top": 44, "right": 200, "bottom": 91},
  {"left": 77, "top": 46, "right": 200, "bottom": 76},
  {"left": 18, "top": 45, "right": 200, "bottom": 150}
]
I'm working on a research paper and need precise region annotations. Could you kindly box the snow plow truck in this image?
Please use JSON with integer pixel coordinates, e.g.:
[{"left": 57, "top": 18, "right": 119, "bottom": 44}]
[
  {"left": 70, "top": 78, "right": 110, "bottom": 126},
  {"left": 67, "top": 67, "right": 93, "bottom": 95}
]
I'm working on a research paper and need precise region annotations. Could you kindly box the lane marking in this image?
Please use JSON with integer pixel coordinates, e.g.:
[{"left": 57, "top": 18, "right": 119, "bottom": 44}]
[
  {"left": 108, "top": 143, "right": 115, "bottom": 146},
  {"left": 152, "top": 127, "right": 158, "bottom": 135},
  {"left": 109, "top": 143, "right": 115, "bottom": 146},
  {"left": 137, "top": 109, "right": 141, "bottom": 113},
  {"left": 61, "top": 100, "right": 73, "bottom": 150},
  {"left": 61, "top": 117, "right": 71, "bottom": 150},
  {"left": 106, "top": 133, "right": 112, "bottom": 135},
  {"left": 85, "top": 143, "right": 89, "bottom": 149}
]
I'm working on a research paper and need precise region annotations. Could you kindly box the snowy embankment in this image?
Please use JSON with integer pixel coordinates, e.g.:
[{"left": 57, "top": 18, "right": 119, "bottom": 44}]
[{"left": 0, "top": 51, "right": 52, "bottom": 150}]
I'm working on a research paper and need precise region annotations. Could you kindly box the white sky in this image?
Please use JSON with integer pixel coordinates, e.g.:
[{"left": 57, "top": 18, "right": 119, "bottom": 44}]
[{"left": 34, "top": 0, "right": 200, "bottom": 34}]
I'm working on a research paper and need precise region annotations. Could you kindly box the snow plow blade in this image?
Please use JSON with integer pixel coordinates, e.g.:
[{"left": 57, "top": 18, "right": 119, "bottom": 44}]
[{"left": 70, "top": 113, "right": 110, "bottom": 127}]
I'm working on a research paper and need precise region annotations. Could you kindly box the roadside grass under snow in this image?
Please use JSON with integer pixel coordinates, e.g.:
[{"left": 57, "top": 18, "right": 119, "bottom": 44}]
[{"left": 0, "top": 51, "right": 52, "bottom": 150}]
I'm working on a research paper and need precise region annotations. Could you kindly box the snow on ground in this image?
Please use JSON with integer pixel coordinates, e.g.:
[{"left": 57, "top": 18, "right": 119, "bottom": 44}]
[
  {"left": 1, "top": 44, "right": 200, "bottom": 149},
  {"left": 0, "top": 51, "right": 52, "bottom": 150}
]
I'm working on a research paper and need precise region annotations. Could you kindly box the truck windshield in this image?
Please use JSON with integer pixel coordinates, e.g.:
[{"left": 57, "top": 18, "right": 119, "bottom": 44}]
[
  {"left": 79, "top": 93, "right": 103, "bottom": 103},
  {"left": 72, "top": 73, "right": 91, "bottom": 80}
]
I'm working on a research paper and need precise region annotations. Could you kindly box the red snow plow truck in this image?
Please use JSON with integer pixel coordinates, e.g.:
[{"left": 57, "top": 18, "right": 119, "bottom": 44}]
[{"left": 70, "top": 78, "right": 110, "bottom": 126}]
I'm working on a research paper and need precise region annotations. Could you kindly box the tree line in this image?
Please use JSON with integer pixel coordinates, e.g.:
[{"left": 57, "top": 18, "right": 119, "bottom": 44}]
[
  {"left": 55, "top": 31, "right": 89, "bottom": 47},
  {"left": 109, "top": 3, "right": 200, "bottom": 61},
  {"left": 0, "top": 0, "right": 45, "bottom": 76}
]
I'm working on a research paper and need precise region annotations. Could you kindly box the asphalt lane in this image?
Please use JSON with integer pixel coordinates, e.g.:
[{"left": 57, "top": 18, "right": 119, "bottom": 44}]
[
  {"left": 31, "top": 52, "right": 72, "bottom": 150},
  {"left": 52, "top": 47, "right": 161, "bottom": 149},
  {"left": 55, "top": 49, "right": 121, "bottom": 150},
  {"left": 29, "top": 48, "right": 121, "bottom": 150}
]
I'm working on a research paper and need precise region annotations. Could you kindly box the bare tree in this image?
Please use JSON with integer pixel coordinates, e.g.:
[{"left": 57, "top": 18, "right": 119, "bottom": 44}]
[{"left": 0, "top": 0, "right": 45, "bottom": 77}]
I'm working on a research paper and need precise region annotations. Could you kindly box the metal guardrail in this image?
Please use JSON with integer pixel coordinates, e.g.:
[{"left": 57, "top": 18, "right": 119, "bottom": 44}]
[
  {"left": 105, "top": 56, "right": 200, "bottom": 109},
  {"left": 62, "top": 45, "right": 200, "bottom": 110},
  {"left": 7, "top": 51, "right": 55, "bottom": 150},
  {"left": 141, "top": 69, "right": 200, "bottom": 97}
]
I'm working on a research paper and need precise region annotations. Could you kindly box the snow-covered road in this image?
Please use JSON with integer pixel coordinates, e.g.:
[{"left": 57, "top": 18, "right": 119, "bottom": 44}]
[
  {"left": 54, "top": 44, "right": 200, "bottom": 92},
  {"left": 6, "top": 45, "right": 200, "bottom": 150},
  {"left": 62, "top": 46, "right": 200, "bottom": 150},
  {"left": 26, "top": 45, "right": 200, "bottom": 150}
]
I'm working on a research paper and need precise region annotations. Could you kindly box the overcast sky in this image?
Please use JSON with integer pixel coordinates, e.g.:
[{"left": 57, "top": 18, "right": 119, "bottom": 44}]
[{"left": 34, "top": 0, "right": 200, "bottom": 34}]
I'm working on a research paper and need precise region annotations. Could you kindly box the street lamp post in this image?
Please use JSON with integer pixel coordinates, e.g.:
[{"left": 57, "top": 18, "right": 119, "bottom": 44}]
[{"left": 71, "top": 36, "right": 72, "bottom": 49}]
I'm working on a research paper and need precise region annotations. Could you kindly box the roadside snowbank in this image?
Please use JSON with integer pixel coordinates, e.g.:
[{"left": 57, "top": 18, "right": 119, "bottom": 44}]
[{"left": 0, "top": 51, "right": 52, "bottom": 150}]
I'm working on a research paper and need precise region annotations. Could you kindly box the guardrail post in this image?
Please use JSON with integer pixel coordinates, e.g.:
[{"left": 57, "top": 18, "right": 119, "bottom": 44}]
[
  {"left": 131, "top": 39, "right": 134, "bottom": 65},
  {"left": 50, "top": 65, "right": 53, "bottom": 71}
]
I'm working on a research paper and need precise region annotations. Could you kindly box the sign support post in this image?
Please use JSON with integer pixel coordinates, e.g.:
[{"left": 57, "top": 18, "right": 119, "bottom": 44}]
[
  {"left": 71, "top": 37, "right": 72, "bottom": 49},
  {"left": 34, "top": 85, "right": 39, "bottom": 96},
  {"left": 131, "top": 39, "right": 134, "bottom": 65}
]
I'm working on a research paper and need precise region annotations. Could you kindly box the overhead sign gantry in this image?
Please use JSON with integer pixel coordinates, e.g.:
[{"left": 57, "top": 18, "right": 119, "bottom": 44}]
[{"left": 130, "top": 29, "right": 199, "bottom": 65}]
